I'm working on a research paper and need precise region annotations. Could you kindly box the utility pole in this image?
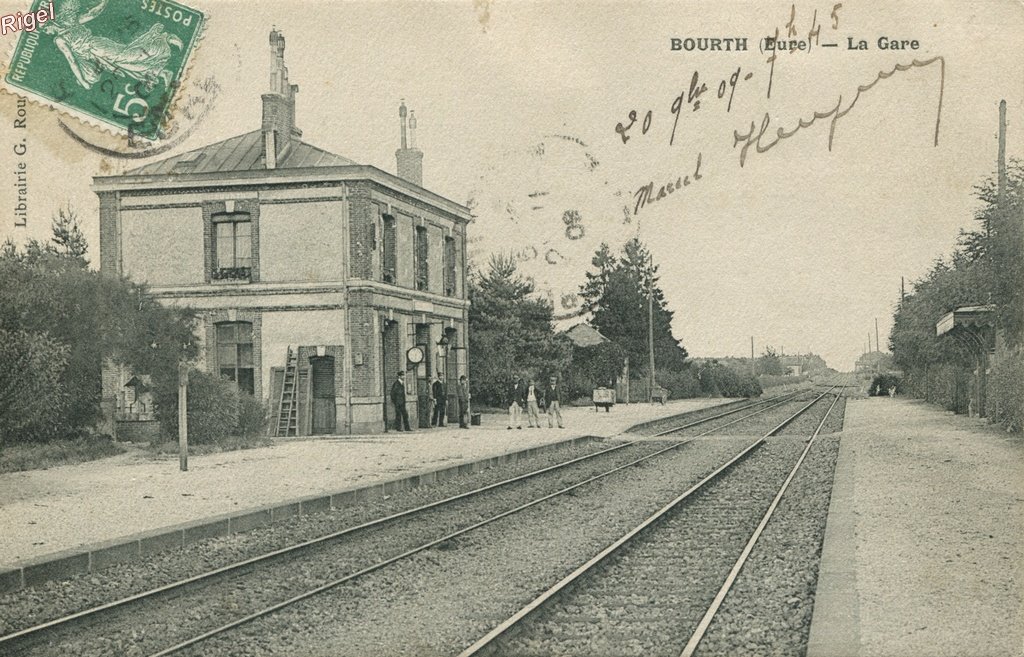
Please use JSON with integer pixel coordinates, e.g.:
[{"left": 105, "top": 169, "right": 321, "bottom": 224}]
[
  {"left": 875, "top": 318, "right": 880, "bottom": 354},
  {"left": 647, "top": 252, "right": 656, "bottom": 403},
  {"left": 750, "top": 336, "right": 755, "bottom": 377},
  {"left": 178, "top": 361, "right": 189, "bottom": 472}
]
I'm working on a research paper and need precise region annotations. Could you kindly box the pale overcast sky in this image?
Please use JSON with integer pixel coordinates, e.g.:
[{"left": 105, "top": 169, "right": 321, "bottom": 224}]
[{"left": 1, "top": 1, "right": 1021, "bottom": 370}]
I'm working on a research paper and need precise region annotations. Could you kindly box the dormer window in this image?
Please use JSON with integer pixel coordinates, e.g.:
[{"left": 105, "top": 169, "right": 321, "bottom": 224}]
[{"left": 213, "top": 212, "right": 252, "bottom": 281}]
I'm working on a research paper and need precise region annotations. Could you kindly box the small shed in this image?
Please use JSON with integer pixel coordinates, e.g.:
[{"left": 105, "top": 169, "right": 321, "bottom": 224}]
[{"left": 936, "top": 304, "right": 996, "bottom": 416}]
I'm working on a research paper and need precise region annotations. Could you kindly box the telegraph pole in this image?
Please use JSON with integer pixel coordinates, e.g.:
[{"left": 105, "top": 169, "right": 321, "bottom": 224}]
[
  {"left": 647, "top": 252, "right": 656, "bottom": 402},
  {"left": 875, "top": 318, "right": 880, "bottom": 354},
  {"left": 178, "top": 361, "right": 189, "bottom": 472}
]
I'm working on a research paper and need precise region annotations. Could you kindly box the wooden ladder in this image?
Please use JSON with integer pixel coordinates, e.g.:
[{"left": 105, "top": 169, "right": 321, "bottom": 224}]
[{"left": 275, "top": 347, "right": 299, "bottom": 437}]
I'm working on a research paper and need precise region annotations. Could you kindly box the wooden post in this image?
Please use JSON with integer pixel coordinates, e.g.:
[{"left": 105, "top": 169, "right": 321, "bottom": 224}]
[
  {"left": 178, "top": 362, "right": 189, "bottom": 472},
  {"left": 623, "top": 356, "right": 630, "bottom": 404}
]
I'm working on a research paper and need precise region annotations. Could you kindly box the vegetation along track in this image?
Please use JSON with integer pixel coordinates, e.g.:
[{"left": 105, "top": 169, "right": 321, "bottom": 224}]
[
  {"left": 458, "top": 386, "right": 844, "bottom": 657},
  {"left": 0, "top": 395, "right": 797, "bottom": 657}
]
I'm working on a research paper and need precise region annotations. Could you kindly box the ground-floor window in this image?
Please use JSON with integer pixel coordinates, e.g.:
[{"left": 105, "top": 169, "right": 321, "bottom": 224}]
[{"left": 216, "top": 321, "right": 254, "bottom": 394}]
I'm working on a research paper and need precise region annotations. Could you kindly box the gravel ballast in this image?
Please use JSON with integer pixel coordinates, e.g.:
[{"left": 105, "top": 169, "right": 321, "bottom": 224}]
[
  {"left": 692, "top": 435, "right": 842, "bottom": 656},
  {"left": 0, "top": 439, "right": 695, "bottom": 656},
  {"left": 491, "top": 438, "right": 810, "bottom": 657},
  {"left": 0, "top": 439, "right": 630, "bottom": 636},
  {"left": 172, "top": 437, "right": 772, "bottom": 656}
]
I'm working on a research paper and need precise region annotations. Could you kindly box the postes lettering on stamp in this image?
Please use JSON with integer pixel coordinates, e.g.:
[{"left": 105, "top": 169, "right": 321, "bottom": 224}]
[{"left": 4, "top": 0, "right": 204, "bottom": 140}]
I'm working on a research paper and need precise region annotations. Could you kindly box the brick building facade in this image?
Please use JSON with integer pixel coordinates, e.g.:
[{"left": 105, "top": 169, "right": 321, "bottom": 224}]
[{"left": 96, "top": 30, "right": 471, "bottom": 436}]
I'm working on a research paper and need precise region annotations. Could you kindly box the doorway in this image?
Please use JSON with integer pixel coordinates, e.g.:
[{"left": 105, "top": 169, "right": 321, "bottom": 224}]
[
  {"left": 309, "top": 356, "right": 336, "bottom": 435},
  {"left": 382, "top": 320, "right": 400, "bottom": 431}
]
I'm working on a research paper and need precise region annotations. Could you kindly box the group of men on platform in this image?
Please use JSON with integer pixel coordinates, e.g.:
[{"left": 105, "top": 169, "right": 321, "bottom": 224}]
[
  {"left": 388, "top": 371, "right": 471, "bottom": 432},
  {"left": 387, "top": 372, "right": 565, "bottom": 432},
  {"left": 505, "top": 376, "right": 564, "bottom": 430}
]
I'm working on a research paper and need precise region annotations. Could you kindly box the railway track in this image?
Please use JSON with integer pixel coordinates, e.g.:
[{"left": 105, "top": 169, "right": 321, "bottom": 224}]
[
  {"left": 457, "top": 385, "right": 845, "bottom": 657},
  {"left": 0, "top": 391, "right": 813, "bottom": 657}
]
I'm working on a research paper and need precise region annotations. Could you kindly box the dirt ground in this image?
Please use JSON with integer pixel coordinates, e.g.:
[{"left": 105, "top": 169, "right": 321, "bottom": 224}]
[
  {"left": 0, "top": 398, "right": 727, "bottom": 568},
  {"left": 808, "top": 397, "right": 1024, "bottom": 657}
]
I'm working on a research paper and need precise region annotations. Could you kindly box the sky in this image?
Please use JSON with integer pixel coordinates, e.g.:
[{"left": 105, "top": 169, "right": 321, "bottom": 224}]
[{"left": 1, "top": 0, "right": 1022, "bottom": 371}]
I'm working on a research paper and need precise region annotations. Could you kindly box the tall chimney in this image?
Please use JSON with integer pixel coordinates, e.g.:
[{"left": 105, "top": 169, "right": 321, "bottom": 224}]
[
  {"left": 395, "top": 100, "right": 423, "bottom": 186},
  {"left": 262, "top": 29, "right": 301, "bottom": 170}
]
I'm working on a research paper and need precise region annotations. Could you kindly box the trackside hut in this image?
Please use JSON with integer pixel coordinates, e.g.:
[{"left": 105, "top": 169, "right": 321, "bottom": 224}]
[{"left": 94, "top": 30, "right": 471, "bottom": 436}]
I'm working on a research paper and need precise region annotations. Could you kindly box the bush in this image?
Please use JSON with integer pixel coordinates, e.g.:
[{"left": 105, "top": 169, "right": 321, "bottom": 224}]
[
  {"left": 655, "top": 368, "right": 700, "bottom": 399},
  {"left": 183, "top": 371, "right": 239, "bottom": 444},
  {"left": 869, "top": 373, "right": 903, "bottom": 396},
  {"left": 157, "top": 370, "right": 271, "bottom": 445},
  {"left": 0, "top": 434, "right": 125, "bottom": 473},
  {"left": 237, "top": 392, "right": 269, "bottom": 437},
  {"left": 700, "top": 363, "right": 762, "bottom": 398},
  {"left": 758, "top": 374, "right": 806, "bottom": 389},
  {"left": 0, "top": 329, "right": 71, "bottom": 444},
  {"left": 990, "top": 351, "right": 1024, "bottom": 432}
]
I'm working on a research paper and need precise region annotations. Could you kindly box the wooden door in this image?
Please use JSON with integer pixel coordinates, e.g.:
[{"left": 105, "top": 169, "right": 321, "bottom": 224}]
[{"left": 310, "top": 356, "right": 336, "bottom": 435}]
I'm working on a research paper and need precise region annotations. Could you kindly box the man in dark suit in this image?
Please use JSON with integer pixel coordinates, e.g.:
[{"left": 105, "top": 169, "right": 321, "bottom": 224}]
[
  {"left": 507, "top": 377, "right": 524, "bottom": 430},
  {"left": 431, "top": 373, "right": 447, "bottom": 427},
  {"left": 390, "top": 371, "right": 411, "bottom": 431},
  {"left": 544, "top": 376, "right": 564, "bottom": 428}
]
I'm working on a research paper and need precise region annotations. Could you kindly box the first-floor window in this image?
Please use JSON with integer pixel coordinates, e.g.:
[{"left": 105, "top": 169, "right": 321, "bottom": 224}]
[
  {"left": 216, "top": 321, "right": 254, "bottom": 394},
  {"left": 213, "top": 213, "right": 252, "bottom": 279},
  {"left": 414, "top": 225, "right": 428, "bottom": 291}
]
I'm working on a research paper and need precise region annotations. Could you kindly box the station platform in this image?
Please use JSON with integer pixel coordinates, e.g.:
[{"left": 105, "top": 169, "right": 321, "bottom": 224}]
[
  {"left": 0, "top": 398, "right": 726, "bottom": 586},
  {"left": 807, "top": 397, "right": 1024, "bottom": 657}
]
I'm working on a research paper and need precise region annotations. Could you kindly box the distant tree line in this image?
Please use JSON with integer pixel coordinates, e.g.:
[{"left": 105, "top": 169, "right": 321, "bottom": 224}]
[
  {"left": 467, "top": 237, "right": 762, "bottom": 407},
  {"left": 890, "top": 161, "right": 1024, "bottom": 431}
]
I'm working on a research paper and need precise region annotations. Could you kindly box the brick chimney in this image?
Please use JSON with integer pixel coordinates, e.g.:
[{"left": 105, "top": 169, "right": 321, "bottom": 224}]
[
  {"left": 262, "top": 29, "right": 301, "bottom": 169},
  {"left": 395, "top": 100, "right": 423, "bottom": 185}
]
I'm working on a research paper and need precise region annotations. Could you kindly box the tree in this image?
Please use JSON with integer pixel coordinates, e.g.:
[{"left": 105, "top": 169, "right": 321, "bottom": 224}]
[
  {"left": 889, "top": 162, "right": 1024, "bottom": 428},
  {"left": 50, "top": 205, "right": 89, "bottom": 265},
  {"left": 0, "top": 217, "right": 196, "bottom": 440},
  {"left": 0, "top": 330, "right": 70, "bottom": 443},
  {"left": 758, "top": 346, "right": 785, "bottom": 376},
  {"left": 468, "top": 254, "right": 572, "bottom": 407},
  {"left": 579, "top": 238, "right": 688, "bottom": 376},
  {"left": 570, "top": 341, "right": 625, "bottom": 388}
]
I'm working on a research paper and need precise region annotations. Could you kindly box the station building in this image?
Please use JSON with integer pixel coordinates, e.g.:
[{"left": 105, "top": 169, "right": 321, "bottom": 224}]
[{"left": 96, "top": 30, "right": 472, "bottom": 436}]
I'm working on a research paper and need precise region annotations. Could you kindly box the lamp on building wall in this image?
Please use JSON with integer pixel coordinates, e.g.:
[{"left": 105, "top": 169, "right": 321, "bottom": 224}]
[{"left": 436, "top": 334, "right": 451, "bottom": 384}]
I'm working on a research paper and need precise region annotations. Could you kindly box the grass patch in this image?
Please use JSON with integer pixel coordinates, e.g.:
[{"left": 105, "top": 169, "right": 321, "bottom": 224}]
[
  {"left": 0, "top": 435, "right": 127, "bottom": 473},
  {"left": 149, "top": 433, "right": 274, "bottom": 457}
]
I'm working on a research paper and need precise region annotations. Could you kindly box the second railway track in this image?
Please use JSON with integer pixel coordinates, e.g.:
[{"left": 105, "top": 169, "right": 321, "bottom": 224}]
[
  {"left": 459, "top": 386, "right": 845, "bottom": 657},
  {"left": 1, "top": 386, "right": 847, "bottom": 656}
]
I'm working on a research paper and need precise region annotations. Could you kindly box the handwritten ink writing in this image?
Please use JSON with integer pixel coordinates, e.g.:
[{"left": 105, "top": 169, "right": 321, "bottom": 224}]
[
  {"left": 633, "top": 152, "right": 703, "bottom": 215},
  {"left": 619, "top": 67, "right": 752, "bottom": 148},
  {"left": 733, "top": 56, "right": 945, "bottom": 167},
  {"left": 762, "top": 4, "right": 842, "bottom": 99}
]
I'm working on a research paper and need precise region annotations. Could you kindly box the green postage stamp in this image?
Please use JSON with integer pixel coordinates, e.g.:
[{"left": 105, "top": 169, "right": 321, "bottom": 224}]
[{"left": 4, "top": 0, "right": 204, "bottom": 139}]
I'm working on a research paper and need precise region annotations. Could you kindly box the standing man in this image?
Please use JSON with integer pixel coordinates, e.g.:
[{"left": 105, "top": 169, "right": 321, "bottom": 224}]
[
  {"left": 457, "top": 375, "right": 470, "bottom": 429},
  {"left": 525, "top": 379, "right": 541, "bottom": 428},
  {"left": 507, "top": 377, "right": 524, "bottom": 430},
  {"left": 390, "top": 371, "right": 411, "bottom": 432},
  {"left": 545, "top": 375, "right": 564, "bottom": 428},
  {"left": 431, "top": 372, "right": 447, "bottom": 427}
]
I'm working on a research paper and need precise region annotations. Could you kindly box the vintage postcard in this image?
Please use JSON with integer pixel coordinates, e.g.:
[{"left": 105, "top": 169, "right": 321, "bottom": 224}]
[{"left": 0, "top": 1, "right": 1021, "bottom": 656}]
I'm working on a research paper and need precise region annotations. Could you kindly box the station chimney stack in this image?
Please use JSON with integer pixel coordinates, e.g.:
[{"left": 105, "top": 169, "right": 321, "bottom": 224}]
[
  {"left": 396, "top": 100, "right": 424, "bottom": 186},
  {"left": 262, "top": 29, "right": 301, "bottom": 170}
]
